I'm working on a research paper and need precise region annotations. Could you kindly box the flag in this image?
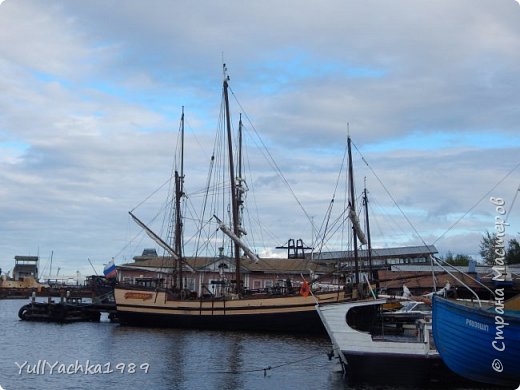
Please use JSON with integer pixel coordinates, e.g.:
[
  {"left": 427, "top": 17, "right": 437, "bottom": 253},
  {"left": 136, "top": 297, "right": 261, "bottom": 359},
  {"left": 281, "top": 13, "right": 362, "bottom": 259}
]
[{"left": 103, "top": 259, "right": 117, "bottom": 279}]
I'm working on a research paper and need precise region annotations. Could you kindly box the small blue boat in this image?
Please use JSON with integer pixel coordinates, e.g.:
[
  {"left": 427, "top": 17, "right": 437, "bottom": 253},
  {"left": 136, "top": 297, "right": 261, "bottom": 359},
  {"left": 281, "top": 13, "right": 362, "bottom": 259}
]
[{"left": 432, "top": 295, "right": 520, "bottom": 387}]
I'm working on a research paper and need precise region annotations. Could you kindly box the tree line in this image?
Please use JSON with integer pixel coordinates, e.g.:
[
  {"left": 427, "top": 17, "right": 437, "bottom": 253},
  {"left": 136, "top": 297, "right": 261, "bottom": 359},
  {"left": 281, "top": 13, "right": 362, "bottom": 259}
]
[
  {"left": 438, "top": 232, "right": 520, "bottom": 266},
  {"left": 479, "top": 231, "right": 520, "bottom": 265}
]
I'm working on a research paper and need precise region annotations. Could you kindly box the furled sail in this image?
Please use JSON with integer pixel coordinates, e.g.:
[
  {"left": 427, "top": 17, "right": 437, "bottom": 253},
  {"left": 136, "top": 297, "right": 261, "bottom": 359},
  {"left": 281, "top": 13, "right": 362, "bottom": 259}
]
[
  {"left": 348, "top": 207, "right": 368, "bottom": 245},
  {"left": 213, "top": 215, "right": 260, "bottom": 263}
]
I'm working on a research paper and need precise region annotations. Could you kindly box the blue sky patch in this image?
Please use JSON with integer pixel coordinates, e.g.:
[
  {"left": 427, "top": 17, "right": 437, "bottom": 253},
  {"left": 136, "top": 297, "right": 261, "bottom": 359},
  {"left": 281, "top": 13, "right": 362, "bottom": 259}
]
[{"left": 364, "top": 130, "right": 520, "bottom": 153}]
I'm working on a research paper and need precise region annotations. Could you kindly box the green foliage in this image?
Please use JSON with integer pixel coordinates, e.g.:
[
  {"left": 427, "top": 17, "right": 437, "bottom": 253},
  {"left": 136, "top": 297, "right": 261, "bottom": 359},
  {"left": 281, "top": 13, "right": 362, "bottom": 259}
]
[
  {"left": 479, "top": 231, "right": 497, "bottom": 265},
  {"left": 506, "top": 238, "right": 520, "bottom": 264},
  {"left": 479, "top": 232, "right": 520, "bottom": 265},
  {"left": 443, "top": 251, "right": 471, "bottom": 266}
]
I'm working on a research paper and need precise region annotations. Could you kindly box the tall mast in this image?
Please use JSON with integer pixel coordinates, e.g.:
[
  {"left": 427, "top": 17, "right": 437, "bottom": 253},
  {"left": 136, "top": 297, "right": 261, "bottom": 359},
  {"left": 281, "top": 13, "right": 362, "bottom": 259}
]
[
  {"left": 223, "top": 65, "right": 242, "bottom": 294},
  {"left": 174, "top": 171, "right": 183, "bottom": 290},
  {"left": 347, "top": 135, "right": 360, "bottom": 285},
  {"left": 174, "top": 106, "right": 184, "bottom": 291},
  {"left": 363, "top": 182, "right": 373, "bottom": 281},
  {"left": 238, "top": 114, "right": 242, "bottom": 179},
  {"left": 237, "top": 113, "right": 245, "bottom": 232},
  {"left": 174, "top": 107, "right": 185, "bottom": 292},
  {"left": 180, "top": 107, "right": 185, "bottom": 183}
]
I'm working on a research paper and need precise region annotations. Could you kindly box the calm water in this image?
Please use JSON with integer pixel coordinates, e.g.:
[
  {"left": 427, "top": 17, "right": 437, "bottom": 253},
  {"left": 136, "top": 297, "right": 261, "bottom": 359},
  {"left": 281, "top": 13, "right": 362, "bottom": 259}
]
[
  {"left": 0, "top": 299, "right": 348, "bottom": 390},
  {"left": 1, "top": 299, "right": 504, "bottom": 390}
]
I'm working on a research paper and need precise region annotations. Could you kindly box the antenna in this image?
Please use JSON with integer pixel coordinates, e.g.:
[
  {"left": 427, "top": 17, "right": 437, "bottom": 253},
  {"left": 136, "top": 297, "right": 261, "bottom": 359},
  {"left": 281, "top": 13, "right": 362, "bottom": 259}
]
[
  {"left": 88, "top": 258, "right": 98, "bottom": 275},
  {"left": 49, "top": 250, "right": 53, "bottom": 279},
  {"left": 222, "top": 61, "right": 229, "bottom": 81}
]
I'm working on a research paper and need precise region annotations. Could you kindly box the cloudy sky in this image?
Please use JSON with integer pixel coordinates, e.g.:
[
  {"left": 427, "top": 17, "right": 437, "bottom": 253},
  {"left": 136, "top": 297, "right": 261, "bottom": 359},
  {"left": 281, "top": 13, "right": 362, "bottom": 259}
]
[{"left": 1, "top": 0, "right": 519, "bottom": 278}]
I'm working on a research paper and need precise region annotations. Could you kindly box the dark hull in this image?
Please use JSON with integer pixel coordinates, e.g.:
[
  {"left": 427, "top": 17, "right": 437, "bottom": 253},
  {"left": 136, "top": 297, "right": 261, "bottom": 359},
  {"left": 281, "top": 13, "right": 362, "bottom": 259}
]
[
  {"left": 117, "top": 307, "right": 326, "bottom": 334},
  {"left": 18, "top": 302, "right": 102, "bottom": 323},
  {"left": 343, "top": 352, "right": 480, "bottom": 387}
]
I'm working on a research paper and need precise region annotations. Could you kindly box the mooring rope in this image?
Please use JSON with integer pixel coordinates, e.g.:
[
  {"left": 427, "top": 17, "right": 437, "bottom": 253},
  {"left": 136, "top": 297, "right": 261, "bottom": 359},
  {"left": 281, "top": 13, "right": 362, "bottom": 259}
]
[{"left": 196, "top": 352, "right": 324, "bottom": 376}]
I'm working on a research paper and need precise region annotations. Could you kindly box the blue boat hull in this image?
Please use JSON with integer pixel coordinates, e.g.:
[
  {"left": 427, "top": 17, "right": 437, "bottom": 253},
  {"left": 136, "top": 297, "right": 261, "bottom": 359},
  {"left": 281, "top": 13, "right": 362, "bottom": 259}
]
[{"left": 432, "top": 296, "right": 520, "bottom": 387}]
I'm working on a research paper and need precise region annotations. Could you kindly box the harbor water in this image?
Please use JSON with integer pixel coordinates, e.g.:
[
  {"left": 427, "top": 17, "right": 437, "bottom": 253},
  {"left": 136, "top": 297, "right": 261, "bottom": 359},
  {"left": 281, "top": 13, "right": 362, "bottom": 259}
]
[
  {"left": 0, "top": 299, "right": 346, "bottom": 390},
  {"left": 1, "top": 299, "right": 503, "bottom": 390}
]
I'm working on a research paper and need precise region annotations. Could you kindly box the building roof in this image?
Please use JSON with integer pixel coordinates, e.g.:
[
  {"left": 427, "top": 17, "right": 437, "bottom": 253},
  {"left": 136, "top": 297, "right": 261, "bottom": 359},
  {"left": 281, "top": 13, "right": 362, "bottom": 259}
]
[
  {"left": 121, "top": 245, "right": 439, "bottom": 274},
  {"left": 307, "top": 245, "right": 438, "bottom": 261},
  {"left": 14, "top": 255, "right": 39, "bottom": 262},
  {"left": 377, "top": 269, "right": 481, "bottom": 290},
  {"left": 242, "top": 258, "right": 331, "bottom": 273},
  {"left": 120, "top": 256, "right": 333, "bottom": 274}
]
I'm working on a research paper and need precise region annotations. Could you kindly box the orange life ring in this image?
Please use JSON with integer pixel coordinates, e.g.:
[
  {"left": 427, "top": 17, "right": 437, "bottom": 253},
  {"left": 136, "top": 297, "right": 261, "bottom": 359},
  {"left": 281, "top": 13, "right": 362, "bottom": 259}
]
[{"left": 299, "top": 280, "right": 310, "bottom": 297}]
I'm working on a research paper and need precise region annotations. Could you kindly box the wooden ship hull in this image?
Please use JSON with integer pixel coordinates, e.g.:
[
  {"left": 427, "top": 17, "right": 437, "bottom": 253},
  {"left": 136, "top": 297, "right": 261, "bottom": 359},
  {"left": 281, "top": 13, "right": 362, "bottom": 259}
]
[{"left": 114, "top": 287, "right": 347, "bottom": 334}]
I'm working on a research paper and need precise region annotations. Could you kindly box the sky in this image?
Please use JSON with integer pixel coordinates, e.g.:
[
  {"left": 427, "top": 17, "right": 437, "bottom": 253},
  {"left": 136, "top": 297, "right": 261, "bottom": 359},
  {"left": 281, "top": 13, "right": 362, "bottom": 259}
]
[{"left": 1, "top": 0, "right": 519, "bottom": 279}]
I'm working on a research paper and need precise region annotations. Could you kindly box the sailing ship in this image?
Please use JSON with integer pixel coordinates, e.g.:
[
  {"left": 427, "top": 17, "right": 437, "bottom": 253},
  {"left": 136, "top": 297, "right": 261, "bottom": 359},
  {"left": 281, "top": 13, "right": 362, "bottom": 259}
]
[
  {"left": 314, "top": 135, "right": 486, "bottom": 386},
  {"left": 432, "top": 294, "right": 520, "bottom": 387},
  {"left": 114, "top": 66, "right": 349, "bottom": 333}
]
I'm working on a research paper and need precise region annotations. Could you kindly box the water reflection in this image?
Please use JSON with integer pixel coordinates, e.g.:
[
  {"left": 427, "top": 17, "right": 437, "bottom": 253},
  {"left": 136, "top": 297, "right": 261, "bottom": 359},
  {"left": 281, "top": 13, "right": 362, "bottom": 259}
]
[{"left": 1, "top": 299, "right": 347, "bottom": 390}]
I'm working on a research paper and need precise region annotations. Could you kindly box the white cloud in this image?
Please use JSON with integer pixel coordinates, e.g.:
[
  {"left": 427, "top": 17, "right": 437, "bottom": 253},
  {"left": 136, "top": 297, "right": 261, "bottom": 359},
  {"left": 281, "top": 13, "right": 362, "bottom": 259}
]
[{"left": 0, "top": 0, "right": 519, "bottom": 276}]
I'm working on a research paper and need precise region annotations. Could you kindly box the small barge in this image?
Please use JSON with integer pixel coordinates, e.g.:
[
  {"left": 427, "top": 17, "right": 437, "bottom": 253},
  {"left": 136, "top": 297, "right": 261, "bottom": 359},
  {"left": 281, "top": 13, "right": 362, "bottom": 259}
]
[{"left": 18, "top": 293, "right": 117, "bottom": 323}]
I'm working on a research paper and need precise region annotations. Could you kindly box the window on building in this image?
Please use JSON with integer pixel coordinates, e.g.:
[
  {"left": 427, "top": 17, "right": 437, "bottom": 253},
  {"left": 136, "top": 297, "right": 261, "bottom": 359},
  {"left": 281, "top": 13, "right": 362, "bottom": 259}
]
[{"left": 184, "top": 278, "right": 195, "bottom": 291}]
